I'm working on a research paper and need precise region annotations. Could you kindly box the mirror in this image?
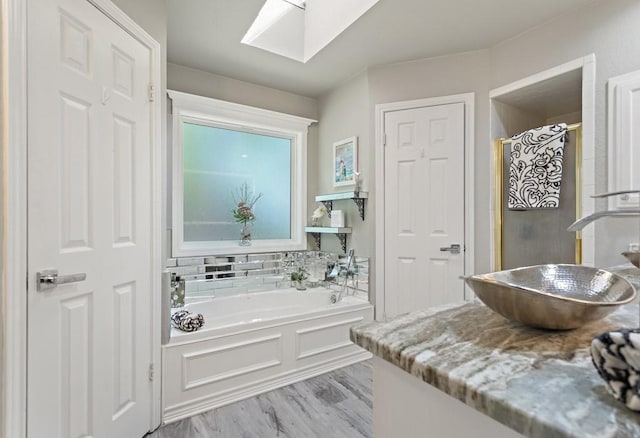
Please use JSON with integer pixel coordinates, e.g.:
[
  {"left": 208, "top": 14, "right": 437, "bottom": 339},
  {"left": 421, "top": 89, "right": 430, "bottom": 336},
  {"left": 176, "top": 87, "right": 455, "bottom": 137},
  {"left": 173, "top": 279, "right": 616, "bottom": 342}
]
[{"left": 169, "top": 90, "right": 315, "bottom": 256}]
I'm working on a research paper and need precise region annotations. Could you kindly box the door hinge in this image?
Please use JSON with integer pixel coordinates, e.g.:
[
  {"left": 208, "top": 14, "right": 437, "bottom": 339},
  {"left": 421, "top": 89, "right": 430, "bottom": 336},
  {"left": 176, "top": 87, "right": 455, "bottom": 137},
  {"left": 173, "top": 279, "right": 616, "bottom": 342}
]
[
  {"left": 148, "top": 84, "right": 156, "bottom": 102},
  {"left": 148, "top": 363, "right": 155, "bottom": 382},
  {"left": 383, "top": 133, "right": 387, "bottom": 146}
]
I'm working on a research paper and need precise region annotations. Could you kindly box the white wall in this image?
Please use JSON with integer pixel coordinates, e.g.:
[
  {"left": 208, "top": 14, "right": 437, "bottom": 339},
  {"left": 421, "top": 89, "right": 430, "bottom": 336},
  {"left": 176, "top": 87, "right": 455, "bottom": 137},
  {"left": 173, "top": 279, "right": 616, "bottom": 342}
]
[
  {"left": 369, "top": 50, "right": 492, "bottom": 273},
  {"left": 316, "top": 71, "right": 371, "bottom": 257},
  {"left": 168, "top": 62, "right": 317, "bottom": 120}
]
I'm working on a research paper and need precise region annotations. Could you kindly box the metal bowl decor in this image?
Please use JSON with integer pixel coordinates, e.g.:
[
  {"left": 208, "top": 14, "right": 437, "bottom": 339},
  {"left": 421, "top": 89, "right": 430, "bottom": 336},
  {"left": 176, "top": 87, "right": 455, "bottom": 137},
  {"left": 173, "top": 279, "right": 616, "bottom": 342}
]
[{"left": 464, "top": 264, "right": 636, "bottom": 330}]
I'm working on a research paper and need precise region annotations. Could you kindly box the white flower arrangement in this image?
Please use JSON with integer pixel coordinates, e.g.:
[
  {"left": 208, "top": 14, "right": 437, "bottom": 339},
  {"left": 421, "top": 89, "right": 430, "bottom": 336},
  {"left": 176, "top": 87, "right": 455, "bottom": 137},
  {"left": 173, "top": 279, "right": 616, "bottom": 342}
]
[
  {"left": 232, "top": 182, "right": 263, "bottom": 225},
  {"left": 311, "top": 203, "right": 327, "bottom": 226}
]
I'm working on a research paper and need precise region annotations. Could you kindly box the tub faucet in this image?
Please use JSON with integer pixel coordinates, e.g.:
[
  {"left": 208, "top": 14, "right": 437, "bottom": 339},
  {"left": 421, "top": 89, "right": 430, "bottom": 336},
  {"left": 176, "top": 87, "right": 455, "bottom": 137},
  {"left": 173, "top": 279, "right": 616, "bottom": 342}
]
[{"left": 330, "top": 249, "right": 355, "bottom": 303}]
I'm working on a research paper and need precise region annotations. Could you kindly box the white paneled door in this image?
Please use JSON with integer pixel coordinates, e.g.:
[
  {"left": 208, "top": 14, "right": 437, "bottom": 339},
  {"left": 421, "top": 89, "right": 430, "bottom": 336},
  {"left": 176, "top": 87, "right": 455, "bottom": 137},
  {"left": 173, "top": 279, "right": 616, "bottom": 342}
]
[
  {"left": 384, "top": 103, "right": 465, "bottom": 317},
  {"left": 27, "top": 0, "right": 154, "bottom": 437}
]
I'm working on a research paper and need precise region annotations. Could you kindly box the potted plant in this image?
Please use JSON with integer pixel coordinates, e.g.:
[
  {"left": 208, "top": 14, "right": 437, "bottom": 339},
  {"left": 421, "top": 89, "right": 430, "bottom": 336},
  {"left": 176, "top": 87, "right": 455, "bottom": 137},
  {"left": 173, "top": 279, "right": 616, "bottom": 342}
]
[{"left": 291, "top": 266, "right": 309, "bottom": 291}]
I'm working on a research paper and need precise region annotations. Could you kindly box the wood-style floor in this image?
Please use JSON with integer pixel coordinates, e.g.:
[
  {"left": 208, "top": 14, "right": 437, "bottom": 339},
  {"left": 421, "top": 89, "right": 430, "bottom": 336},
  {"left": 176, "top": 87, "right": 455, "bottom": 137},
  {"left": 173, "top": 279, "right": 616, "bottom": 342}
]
[{"left": 147, "top": 360, "right": 372, "bottom": 438}]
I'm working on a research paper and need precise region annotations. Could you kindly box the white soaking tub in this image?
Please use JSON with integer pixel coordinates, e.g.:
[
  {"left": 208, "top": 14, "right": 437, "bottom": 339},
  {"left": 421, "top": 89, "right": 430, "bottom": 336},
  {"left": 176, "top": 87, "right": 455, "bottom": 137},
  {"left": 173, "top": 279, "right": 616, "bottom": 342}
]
[{"left": 162, "top": 288, "right": 373, "bottom": 423}]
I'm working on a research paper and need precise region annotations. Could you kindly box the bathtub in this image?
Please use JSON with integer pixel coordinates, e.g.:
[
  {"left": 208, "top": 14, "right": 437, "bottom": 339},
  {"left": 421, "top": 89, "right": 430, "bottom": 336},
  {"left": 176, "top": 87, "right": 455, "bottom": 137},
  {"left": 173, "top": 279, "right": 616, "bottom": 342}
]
[{"left": 162, "top": 287, "right": 373, "bottom": 423}]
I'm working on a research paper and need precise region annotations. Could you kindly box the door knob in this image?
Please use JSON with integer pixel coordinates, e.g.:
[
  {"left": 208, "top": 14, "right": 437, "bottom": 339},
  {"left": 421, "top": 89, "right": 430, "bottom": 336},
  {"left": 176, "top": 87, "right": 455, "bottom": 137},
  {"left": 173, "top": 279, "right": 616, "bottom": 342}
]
[
  {"left": 37, "top": 269, "right": 86, "bottom": 291},
  {"left": 439, "top": 244, "right": 461, "bottom": 254}
]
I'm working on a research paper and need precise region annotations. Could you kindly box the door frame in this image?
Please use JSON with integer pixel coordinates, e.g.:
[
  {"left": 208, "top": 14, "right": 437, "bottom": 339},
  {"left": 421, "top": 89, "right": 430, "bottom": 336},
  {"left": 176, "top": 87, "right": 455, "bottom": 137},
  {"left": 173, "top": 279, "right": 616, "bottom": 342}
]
[
  {"left": 1, "top": 0, "right": 163, "bottom": 436},
  {"left": 374, "top": 93, "right": 475, "bottom": 320}
]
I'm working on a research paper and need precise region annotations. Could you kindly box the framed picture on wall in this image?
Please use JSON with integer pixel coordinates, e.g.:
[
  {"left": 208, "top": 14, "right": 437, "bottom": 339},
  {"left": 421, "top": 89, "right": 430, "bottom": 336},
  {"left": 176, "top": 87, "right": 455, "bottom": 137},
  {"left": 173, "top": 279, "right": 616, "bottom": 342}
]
[{"left": 333, "top": 136, "right": 358, "bottom": 187}]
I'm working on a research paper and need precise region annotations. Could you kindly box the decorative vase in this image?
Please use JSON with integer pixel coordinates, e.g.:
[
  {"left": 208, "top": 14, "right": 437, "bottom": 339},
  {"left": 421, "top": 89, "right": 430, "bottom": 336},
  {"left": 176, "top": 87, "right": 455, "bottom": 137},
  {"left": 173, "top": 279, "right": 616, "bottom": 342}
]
[
  {"left": 295, "top": 280, "right": 306, "bottom": 291},
  {"left": 239, "top": 222, "right": 251, "bottom": 246}
]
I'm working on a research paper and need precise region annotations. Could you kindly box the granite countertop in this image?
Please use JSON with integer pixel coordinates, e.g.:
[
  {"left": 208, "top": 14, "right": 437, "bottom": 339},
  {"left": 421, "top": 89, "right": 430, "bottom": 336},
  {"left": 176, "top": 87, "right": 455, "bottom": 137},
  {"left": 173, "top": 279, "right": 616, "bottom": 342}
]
[{"left": 351, "top": 297, "right": 640, "bottom": 438}]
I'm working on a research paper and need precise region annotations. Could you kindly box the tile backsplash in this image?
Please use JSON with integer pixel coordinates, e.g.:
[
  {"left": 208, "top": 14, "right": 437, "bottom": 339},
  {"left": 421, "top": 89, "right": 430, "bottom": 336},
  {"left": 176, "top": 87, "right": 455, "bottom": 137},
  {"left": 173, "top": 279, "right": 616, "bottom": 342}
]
[{"left": 166, "top": 251, "right": 369, "bottom": 305}]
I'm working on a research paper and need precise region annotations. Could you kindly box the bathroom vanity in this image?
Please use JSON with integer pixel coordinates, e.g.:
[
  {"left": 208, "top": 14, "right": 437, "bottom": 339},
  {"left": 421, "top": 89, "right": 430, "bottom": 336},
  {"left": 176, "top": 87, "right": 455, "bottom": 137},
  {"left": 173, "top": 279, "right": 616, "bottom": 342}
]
[{"left": 351, "top": 298, "right": 640, "bottom": 437}]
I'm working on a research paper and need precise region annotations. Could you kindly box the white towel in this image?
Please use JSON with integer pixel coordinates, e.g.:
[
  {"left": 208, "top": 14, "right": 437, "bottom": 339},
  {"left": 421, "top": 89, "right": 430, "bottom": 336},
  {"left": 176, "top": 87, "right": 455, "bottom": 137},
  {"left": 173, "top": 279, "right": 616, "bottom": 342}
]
[{"left": 508, "top": 123, "right": 567, "bottom": 210}]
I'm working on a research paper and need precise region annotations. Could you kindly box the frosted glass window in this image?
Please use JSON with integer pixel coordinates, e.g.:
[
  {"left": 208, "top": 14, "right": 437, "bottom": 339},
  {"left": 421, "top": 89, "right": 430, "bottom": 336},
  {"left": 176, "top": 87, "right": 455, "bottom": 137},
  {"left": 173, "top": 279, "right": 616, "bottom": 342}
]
[
  {"left": 182, "top": 122, "right": 292, "bottom": 242},
  {"left": 169, "top": 90, "right": 313, "bottom": 257}
]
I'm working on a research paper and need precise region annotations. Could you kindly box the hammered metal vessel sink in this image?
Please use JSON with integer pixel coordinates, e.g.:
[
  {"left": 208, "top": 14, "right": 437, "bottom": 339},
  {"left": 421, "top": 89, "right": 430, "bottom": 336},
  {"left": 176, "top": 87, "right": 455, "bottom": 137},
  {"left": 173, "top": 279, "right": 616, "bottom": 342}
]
[{"left": 464, "top": 264, "right": 636, "bottom": 330}]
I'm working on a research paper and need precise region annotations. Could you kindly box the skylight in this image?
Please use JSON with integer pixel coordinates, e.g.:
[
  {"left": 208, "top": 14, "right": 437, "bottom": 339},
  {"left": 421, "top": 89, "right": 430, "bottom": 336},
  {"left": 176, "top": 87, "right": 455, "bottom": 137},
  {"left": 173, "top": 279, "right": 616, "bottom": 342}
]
[
  {"left": 242, "top": 0, "right": 380, "bottom": 63},
  {"left": 242, "top": 0, "right": 300, "bottom": 46}
]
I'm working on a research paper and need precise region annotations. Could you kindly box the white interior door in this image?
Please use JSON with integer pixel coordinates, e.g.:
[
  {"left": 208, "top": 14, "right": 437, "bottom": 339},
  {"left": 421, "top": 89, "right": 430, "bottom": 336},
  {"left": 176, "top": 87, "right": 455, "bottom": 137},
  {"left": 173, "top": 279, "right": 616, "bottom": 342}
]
[
  {"left": 384, "top": 103, "right": 465, "bottom": 317},
  {"left": 27, "top": 0, "right": 154, "bottom": 436}
]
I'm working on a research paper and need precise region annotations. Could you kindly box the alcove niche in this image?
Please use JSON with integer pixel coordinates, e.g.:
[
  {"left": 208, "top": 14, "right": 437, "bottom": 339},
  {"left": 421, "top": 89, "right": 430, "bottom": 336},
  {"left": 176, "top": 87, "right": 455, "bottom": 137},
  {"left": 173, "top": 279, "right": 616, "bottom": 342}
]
[{"left": 489, "top": 55, "right": 596, "bottom": 270}]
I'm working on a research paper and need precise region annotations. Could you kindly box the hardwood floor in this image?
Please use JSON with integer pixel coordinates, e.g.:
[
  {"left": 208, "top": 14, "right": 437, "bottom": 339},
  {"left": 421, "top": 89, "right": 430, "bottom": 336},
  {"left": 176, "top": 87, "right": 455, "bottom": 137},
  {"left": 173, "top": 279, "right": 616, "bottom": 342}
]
[{"left": 148, "top": 360, "right": 372, "bottom": 438}]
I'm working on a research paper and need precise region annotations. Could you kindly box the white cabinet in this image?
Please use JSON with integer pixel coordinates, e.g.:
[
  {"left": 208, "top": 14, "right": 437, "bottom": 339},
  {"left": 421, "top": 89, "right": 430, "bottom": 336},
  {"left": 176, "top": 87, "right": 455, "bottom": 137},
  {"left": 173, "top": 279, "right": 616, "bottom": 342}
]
[
  {"left": 608, "top": 69, "right": 640, "bottom": 209},
  {"left": 372, "top": 357, "right": 523, "bottom": 438}
]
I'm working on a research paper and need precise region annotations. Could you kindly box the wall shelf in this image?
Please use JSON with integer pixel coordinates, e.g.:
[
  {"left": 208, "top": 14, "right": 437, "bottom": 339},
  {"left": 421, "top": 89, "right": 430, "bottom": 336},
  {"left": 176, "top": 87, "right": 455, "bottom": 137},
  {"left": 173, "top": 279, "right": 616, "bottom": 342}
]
[
  {"left": 304, "top": 227, "right": 352, "bottom": 253},
  {"left": 315, "top": 191, "right": 368, "bottom": 220}
]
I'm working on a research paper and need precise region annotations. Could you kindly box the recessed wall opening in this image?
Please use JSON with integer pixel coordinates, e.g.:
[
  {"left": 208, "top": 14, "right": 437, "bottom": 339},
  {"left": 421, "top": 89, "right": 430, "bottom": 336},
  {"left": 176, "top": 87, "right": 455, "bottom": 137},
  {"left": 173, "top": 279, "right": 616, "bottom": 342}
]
[{"left": 489, "top": 56, "right": 596, "bottom": 270}]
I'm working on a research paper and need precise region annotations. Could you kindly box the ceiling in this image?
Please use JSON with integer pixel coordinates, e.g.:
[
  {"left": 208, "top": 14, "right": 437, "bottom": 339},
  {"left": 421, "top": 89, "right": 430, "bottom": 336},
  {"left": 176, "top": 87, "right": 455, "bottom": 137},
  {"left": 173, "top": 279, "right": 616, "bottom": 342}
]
[{"left": 167, "top": 0, "right": 596, "bottom": 98}]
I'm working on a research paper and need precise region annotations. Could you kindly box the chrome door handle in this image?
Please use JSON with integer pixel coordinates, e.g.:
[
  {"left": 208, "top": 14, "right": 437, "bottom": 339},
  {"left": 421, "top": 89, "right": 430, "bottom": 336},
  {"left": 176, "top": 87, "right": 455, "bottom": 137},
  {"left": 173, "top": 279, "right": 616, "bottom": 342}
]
[
  {"left": 37, "top": 269, "right": 86, "bottom": 291},
  {"left": 440, "top": 244, "right": 461, "bottom": 254}
]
